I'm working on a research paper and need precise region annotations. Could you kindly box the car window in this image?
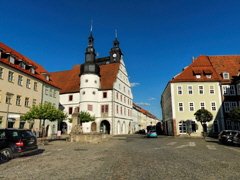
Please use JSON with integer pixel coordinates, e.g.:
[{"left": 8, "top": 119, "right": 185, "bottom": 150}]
[
  {"left": 0, "top": 131, "right": 6, "bottom": 138},
  {"left": 21, "top": 131, "right": 35, "bottom": 138},
  {"left": 9, "top": 131, "right": 19, "bottom": 137}
]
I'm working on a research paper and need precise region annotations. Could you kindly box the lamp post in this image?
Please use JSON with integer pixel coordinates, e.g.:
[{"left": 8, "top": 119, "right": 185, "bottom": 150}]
[{"left": 6, "top": 92, "right": 14, "bottom": 128}]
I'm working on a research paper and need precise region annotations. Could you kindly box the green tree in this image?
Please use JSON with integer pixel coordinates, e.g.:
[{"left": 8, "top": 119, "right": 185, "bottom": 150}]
[
  {"left": 228, "top": 107, "right": 240, "bottom": 121},
  {"left": 194, "top": 109, "right": 213, "bottom": 137},
  {"left": 79, "top": 111, "right": 95, "bottom": 124},
  {"left": 21, "top": 103, "right": 67, "bottom": 137}
]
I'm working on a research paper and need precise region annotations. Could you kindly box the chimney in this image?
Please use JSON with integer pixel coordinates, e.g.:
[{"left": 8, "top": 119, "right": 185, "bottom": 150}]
[{"left": 192, "top": 57, "right": 194, "bottom": 62}]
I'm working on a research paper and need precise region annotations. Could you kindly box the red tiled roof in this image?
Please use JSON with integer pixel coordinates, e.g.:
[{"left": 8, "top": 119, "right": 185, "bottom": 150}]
[
  {"left": 0, "top": 42, "right": 60, "bottom": 89},
  {"left": 170, "top": 55, "right": 240, "bottom": 83},
  {"left": 133, "top": 103, "right": 157, "bottom": 119},
  {"left": 50, "top": 63, "right": 120, "bottom": 94}
]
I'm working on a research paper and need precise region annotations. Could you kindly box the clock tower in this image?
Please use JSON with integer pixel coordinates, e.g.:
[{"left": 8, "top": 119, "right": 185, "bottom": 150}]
[{"left": 110, "top": 30, "right": 122, "bottom": 63}]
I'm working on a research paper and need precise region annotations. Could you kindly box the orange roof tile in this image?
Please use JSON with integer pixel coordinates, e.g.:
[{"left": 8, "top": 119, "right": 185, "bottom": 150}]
[
  {"left": 50, "top": 63, "right": 120, "bottom": 94},
  {"left": 170, "top": 55, "right": 239, "bottom": 83},
  {"left": 0, "top": 42, "right": 60, "bottom": 88}
]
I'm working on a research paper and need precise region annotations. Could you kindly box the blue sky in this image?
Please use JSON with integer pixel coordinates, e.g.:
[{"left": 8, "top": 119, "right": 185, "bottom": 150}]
[{"left": 1, "top": 0, "right": 240, "bottom": 120}]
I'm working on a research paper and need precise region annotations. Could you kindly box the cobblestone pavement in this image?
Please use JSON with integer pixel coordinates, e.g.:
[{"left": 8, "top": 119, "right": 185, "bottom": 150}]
[{"left": 1, "top": 134, "right": 240, "bottom": 180}]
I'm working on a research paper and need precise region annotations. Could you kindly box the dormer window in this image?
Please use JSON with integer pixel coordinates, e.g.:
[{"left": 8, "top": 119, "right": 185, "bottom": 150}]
[
  {"left": 30, "top": 67, "right": 35, "bottom": 74},
  {"left": 20, "top": 62, "right": 26, "bottom": 69},
  {"left": 9, "top": 56, "right": 15, "bottom": 64},
  {"left": 223, "top": 72, "right": 229, "bottom": 79},
  {"left": 193, "top": 69, "right": 202, "bottom": 79},
  {"left": 206, "top": 74, "right": 212, "bottom": 79},
  {"left": 41, "top": 73, "right": 50, "bottom": 81}
]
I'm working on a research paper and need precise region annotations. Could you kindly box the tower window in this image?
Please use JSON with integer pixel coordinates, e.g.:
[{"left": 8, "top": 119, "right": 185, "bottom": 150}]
[
  {"left": 103, "top": 92, "right": 107, "bottom": 98},
  {"left": 88, "top": 105, "right": 93, "bottom": 111},
  {"left": 69, "top": 107, "right": 73, "bottom": 114},
  {"left": 69, "top": 95, "right": 73, "bottom": 101}
]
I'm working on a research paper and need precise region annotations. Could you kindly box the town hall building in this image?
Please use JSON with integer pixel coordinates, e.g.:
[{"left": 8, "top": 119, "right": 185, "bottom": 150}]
[{"left": 50, "top": 30, "right": 134, "bottom": 135}]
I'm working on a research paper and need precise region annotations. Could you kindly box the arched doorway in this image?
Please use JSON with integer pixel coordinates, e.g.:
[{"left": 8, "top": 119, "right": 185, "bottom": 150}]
[
  {"left": 60, "top": 121, "right": 68, "bottom": 134},
  {"left": 100, "top": 120, "right": 110, "bottom": 134}
]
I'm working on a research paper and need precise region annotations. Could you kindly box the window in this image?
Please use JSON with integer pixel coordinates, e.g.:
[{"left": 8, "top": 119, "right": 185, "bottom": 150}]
[
  {"left": 188, "top": 86, "right": 193, "bottom": 95},
  {"left": 206, "top": 74, "right": 212, "bottom": 79},
  {"left": 199, "top": 86, "right": 204, "bottom": 94},
  {"left": 189, "top": 102, "right": 194, "bottom": 111},
  {"left": 222, "top": 85, "right": 236, "bottom": 96},
  {"left": 0, "top": 90, "right": 1, "bottom": 102},
  {"left": 200, "top": 102, "right": 205, "bottom": 109},
  {"left": 179, "top": 121, "right": 186, "bottom": 133},
  {"left": 0, "top": 67, "right": 3, "bottom": 79},
  {"left": 6, "top": 94, "right": 13, "bottom": 104},
  {"left": 34, "top": 82, "right": 37, "bottom": 91},
  {"left": 53, "top": 90, "right": 56, "bottom": 98},
  {"left": 237, "top": 84, "right": 240, "bottom": 95},
  {"left": 16, "top": 95, "right": 21, "bottom": 106},
  {"left": 9, "top": 56, "right": 15, "bottom": 64},
  {"left": 178, "top": 102, "right": 184, "bottom": 111},
  {"left": 20, "top": 62, "right": 26, "bottom": 69},
  {"left": 69, "top": 95, "right": 73, "bottom": 101},
  {"left": 32, "top": 99, "right": 36, "bottom": 106},
  {"left": 45, "top": 87, "right": 49, "bottom": 95},
  {"left": 103, "top": 92, "right": 107, "bottom": 98},
  {"left": 223, "top": 72, "right": 229, "bottom": 79},
  {"left": 177, "top": 86, "right": 182, "bottom": 95},
  {"left": 196, "top": 74, "right": 201, "bottom": 79},
  {"left": 211, "top": 102, "right": 216, "bottom": 111},
  {"left": 26, "top": 79, "right": 31, "bottom": 88},
  {"left": 101, "top": 105, "right": 109, "bottom": 113},
  {"left": 116, "top": 105, "right": 119, "bottom": 114},
  {"left": 24, "top": 97, "right": 29, "bottom": 107},
  {"left": 8, "top": 71, "right": 14, "bottom": 82},
  {"left": 229, "top": 85, "right": 236, "bottom": 95},
  {"left": 209, "top": 85, "right": 214, "bottom": 94},
  {"left": 18, "top": 75, "right": 23, "bottom": 86},
  {"left": 69, "top": 107, "right": 73, "bottom": 114},
  {"left": 30, "top": 67, "right": 35, "bottom": 74},
  {"left": 49, "top": 89, "right": 52, "bottom": 97},
  {"left": 88, "top": 105, "right": 93, "bottom": 111}
]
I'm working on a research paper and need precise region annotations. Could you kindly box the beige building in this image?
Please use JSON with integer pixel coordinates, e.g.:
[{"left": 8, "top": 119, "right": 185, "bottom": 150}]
[
  {"left": 160, "top": 55, "right": 240, "bottom": 137},
  {"left": 0, "top": 42, "right": 60, "bottom": 135}
]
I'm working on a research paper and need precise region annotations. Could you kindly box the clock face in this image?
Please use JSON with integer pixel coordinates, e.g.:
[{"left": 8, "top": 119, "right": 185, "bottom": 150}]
[{"left": 113, "top": 53, "right": 117, "bottom": 57}]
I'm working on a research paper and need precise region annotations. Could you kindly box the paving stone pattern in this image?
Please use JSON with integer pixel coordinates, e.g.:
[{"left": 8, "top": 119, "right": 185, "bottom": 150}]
[{"left": 1, "top": 135, "right": 240, "bottom": 180}]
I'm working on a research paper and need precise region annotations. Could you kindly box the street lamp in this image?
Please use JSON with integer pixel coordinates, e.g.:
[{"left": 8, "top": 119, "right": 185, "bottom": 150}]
[{"left": 6, "top": 92, "right": 14, "bottom": 128}]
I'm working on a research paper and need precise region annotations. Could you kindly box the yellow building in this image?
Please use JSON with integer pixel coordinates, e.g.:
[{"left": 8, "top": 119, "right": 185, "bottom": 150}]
[{"left": 0, "top": 42, "right": 60, "bottom": 135}]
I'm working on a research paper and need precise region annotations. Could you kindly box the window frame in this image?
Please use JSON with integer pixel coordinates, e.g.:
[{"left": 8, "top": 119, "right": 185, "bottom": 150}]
[{"left": 8, "top": 71, "right": 14, "bottom": 82}]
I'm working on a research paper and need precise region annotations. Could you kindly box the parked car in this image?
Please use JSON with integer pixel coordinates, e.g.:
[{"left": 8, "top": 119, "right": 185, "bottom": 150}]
[
  {"left": 145, "top": 130, "right": 158, "bottom": 138},
  {"left": 0, "top": 128, "right": 38, "bottom": 162},
  {"left": 233, "top": 132, "right": 240, "bottom": 146},
  {"left": 218, "top": 130, "right": 240, "bottom": 144}
]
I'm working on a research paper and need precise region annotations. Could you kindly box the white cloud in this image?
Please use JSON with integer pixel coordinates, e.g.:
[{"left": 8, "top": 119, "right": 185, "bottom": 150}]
[
  {"left": 130, "top": 82, "right": 140, "bottom": 87},
  {"left": 136, "top": 102, "right": 150, "bottom": 106},
  {"left": 148, "top": 97, "right": 156, "bottom": 101}
]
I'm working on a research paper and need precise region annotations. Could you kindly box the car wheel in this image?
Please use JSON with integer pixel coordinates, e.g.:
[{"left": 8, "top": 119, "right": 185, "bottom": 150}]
[{"left": 0, "top": 148, "right": 13, "bottom": 162}]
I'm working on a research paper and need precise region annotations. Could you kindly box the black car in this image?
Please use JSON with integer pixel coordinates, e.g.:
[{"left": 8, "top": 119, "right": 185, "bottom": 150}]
[
  {"left": 0, "top": 128, "right": 38, "bottom": 162},
  {"left": 218, "top": 130, "right": 240, "bottom": 144}
]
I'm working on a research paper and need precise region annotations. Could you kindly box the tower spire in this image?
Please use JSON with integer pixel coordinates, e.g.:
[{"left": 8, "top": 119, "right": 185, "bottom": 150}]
[{"left": 88, "top": 20, "right": 94, "bottom": 47}]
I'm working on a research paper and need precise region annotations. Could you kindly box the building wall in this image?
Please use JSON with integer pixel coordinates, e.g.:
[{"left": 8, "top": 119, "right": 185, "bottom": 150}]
[
  {"left": 162, "top": 81, "right": 224, "bottom": 136},
  {"left": 0, "top": 62, "right": 42, "bottom": 128}
]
